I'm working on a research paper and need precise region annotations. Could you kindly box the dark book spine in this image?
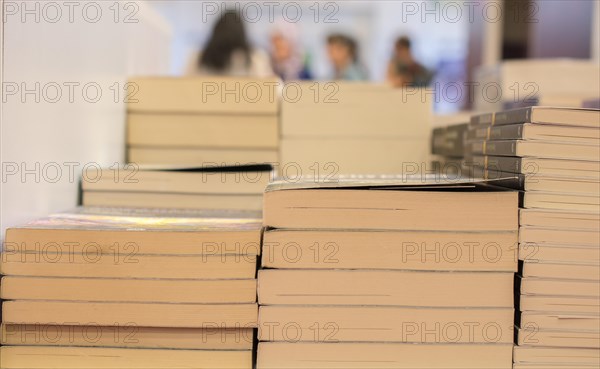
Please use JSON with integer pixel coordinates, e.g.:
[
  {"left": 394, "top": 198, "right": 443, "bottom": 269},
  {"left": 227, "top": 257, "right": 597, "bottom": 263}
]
[
  {"left": 488, "top": 124, "right": 525, "bottom": 140},
  {"left": 431, "top": 127, "right": 447, "bottom": 155},
  {"left": 468, "top": 155, "right": 523, "bottom": 174},
  {"left": 470, "top": 141, "right": 518, "bottom": 157},
  {"left": 488, "top": 156, "right": 523, "bottom": 174},
  {"left": 470, "top": 112, "right": 494, "bottom": 126},
  {"left": 472, "top": 167, "right": 525, "bottom": 190},
  {"left": 466, "top": 126, "right": 489, "bottom": 141},
  {"left": 493, "top": 108, "right": 532, "bottom": 126}
]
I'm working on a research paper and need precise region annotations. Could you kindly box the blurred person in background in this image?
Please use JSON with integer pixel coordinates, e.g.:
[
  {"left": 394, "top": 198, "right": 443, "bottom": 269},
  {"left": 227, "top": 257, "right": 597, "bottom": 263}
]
[
  {"left": 186, "top": 10, "right": 273, "bottom": 77},
  {"left": 387, "top": 36, "right": 432, "bottom": 87},
  {"left": 270, "top": 21, "right": 312, "bottom": 80},
  {"left": 326, "top": 33, "right": 367, "bottom": 81}
]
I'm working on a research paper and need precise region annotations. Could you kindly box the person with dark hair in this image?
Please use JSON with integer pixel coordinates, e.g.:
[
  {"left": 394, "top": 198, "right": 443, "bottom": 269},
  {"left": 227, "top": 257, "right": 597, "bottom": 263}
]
[
  {"left": 387, "top": 36, "right": 432, "bottom": 87},
  {"left": 326, "top": 33, "right": 367, "bottom": 81},
  {"left": 186, "top": 10, "right": 273, "bottom": 77}
]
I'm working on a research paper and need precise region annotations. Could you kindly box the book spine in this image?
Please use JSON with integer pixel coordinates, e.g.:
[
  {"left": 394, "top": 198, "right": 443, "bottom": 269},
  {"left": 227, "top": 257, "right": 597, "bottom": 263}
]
[
  {"left": 469, "top": 141, "right": 518, "bottom": 156},
  {"left": 470, "top": 112, "right": 494, "bottom": 126},
  {"left": 470, "top": 155, "right": 523, "bottom": 174},
  {"left": 472, "top": 167, "right": 524, "bottom": 190},
  {"left": 493, "top": 108, "right": 531, "bottom": 126},
  {"left": 488, "top": 124, "right": 525, "bottom": 140}
]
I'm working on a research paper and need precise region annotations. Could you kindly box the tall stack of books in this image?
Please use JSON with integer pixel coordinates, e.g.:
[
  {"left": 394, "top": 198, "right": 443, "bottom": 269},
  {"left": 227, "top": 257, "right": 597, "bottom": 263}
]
[
  {"left": 465, "top": 107, "right": 600, "bottom": 369},
  {"left": 127, "top": 77, "right": 279, "bottom": 166},
  {"left": 0, "top": 208, "right": 260, "bottom": 368},
  {"left": 80, "top": 165, "right": 273, "bottom": 211},
  {"left": 280, "top": 83, "right": 431, "bottom": 175},
  {"left": 256, "top": 177, "right": 518, "bottom": 369}
]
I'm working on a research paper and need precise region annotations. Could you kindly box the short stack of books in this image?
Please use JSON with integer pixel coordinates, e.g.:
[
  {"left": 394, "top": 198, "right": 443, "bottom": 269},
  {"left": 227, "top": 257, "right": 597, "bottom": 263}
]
[
  {"left": 280, "top": 82, "right": 431, "bottom": 175},
  {"left": 80, "top": 165, "right": 273, "bottom": 211},
  {"left": 465, "top": 107, "right": 600, "bottom": 369},
  {"left": 0, "top": 208, "right": 260, "bottom": 368},
  {"left": 431, "top": 121, "right": 469, "bottom": 175},
  {"left": 127, "top": 77, "right": 279, "bottom": 166},
  {"left": 256, "top": 177, "right": 518, "bottom": 369}
]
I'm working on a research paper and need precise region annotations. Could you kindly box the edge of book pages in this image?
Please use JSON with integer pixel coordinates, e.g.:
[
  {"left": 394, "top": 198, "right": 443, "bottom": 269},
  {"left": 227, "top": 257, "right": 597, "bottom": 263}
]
[
  {"left": 265, "top": 175, "right": 517, "bottom": 192},
  {"left": 11, "top": 207, "right": 262, "bottom": 232}
]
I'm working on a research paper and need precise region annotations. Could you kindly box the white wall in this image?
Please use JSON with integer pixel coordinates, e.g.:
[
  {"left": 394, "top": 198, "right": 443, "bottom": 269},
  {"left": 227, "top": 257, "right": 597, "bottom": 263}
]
[{"left": 1, "top": 0, "right": 171, "bottom": 235}]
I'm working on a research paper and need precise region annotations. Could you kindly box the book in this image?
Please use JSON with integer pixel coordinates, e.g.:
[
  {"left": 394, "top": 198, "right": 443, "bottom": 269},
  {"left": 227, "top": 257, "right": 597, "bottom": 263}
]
[
  {"left": 262, "top": 229, "right": 518, "bottom": 271},
  {"left": 513, "top": 346, "right": 600, "bottom": 365},
  {"left": 431, "top": 123, "right": 468, "bottom": 157},
  {"left": 519, "top": 209, "right": 600, "bottom": 230},
  {"left": 519, "top": 311, "right": 600, "bottom": 331},
  {"left": 263, "top": 177, "right": 518, "bottom": 231},
  {"left": 0, "top": 248, "right": 257, "bottom": 279},
  {"left": 468, "top": 140, "right": 600, "bottom": 161},
  {"left": 128, "top": 147, "right": 278, "bottom": 166},
  {"left": 2, "top": 301, "right": 258, "bottom": 328},
  {"left": 1, "top": 324, "right": 254, "bottom": 350},
  {"left": 81, "top": 166, "right": 272, "bottom": 195},
  {"left": 257, "top": 342, "right": 513, "bottom": 369},
  {"left": 281, "top": 82, "right": 431, "bottom": 138},
  {"left": 520, "top": 192, "right": 600, "bottom": 212},
  {"left": 519, "top": 227, "right": 599, "bottom": 246},
  {"left": 3, "top": 207, "right": 262, "bottom": 256},
  {"left": 280, "top": 137, "right": 429, "bottom": 175},
  {"left": 127, "top": 76, "right": 280, "bottom": 115},
  {"left": 520, "top": 277, "right": 599, "bottom": 298},
  {"left": 83, "top": 192, "right": 263, "bottom": 211},
  {"left": 517, "top": 326, "right": 600, "bottom": 349},
  {"left": 470, "top": 107, "right": 600, "bottom": 128},
  {"left": 127, "top": 113, "right": 279, "bottom": 149},
  {"left": 258, "top": 305, "right": 514, "bottom": 343},
  {"left": 472, "top": 167, "right": 600, "bottom": 195},
  {"left": 0, "top": 346, "right": 252, "bottom": 369},
  {"left": 467, "top": 123, "right": 600, "bottom": 143},
  {"left": 468, "top": 156, "right": 600, "bottom": 179},
  {"left": 519, "top": 244, "right": 600, "bottom": 264},
  {"left": 520, "top": 295, "right": 600, "bottom": 314},
  {"left": 1, "top": 207, "right": 260, "bottom": 279},
  {"left": 1, "top": 277, "right": 257, "bottom": 303},
  {"left": 520, "top": 261, "right": 600, "bottom": 281},
  {"left": 81, "top": 166, "right": 272, "bottom": 211},
  {"left": 258, "top": 269, "right": 514, "bottom": 307}
]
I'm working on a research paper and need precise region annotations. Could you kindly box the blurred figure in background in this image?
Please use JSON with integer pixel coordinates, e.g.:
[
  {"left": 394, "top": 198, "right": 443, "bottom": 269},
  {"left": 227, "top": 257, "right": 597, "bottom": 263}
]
[
  {"left": 186, "top": 10, "right": 273, "bottom": 77},
  {"left": 326, "top": 34, "right": 367, "bottom": 81},
  {"left": 270, "top": 21, "right": 312, "bottom": 80},
  {"left": 387, "top": 36, "right": 432, "bottom": 87}
]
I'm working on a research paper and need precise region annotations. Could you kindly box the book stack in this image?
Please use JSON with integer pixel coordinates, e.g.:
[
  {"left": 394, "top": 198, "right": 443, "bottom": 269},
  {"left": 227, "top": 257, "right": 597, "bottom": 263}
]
[
  {"left": 473, "top": 59, "right": 600, "bottom": 112},
  {"left": 127, "top": 77, "right": 279, "bottom": 166},
  {"left": 431, "top": 121, "right": 469, "bottom": 175},
  {"left": 280, "top": 83, "right": 431, "bottom": 175},
  {"left": 465, "top": 107, "right": 600, "bottom": 369},
  {"left": 81, "top": 165, "right": 273, "bottom": 211},
  {"left": 256, "top": 177, "right": 518, "bottom": 369},
  {"left": 0, "top": 207, "right": 260, "bottom": 368}
]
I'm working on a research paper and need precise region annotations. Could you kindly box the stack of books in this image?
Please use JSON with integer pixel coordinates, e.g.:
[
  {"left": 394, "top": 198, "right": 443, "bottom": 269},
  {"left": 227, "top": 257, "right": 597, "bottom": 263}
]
[
  {"left": 0, "top": 207, "right": 260, "bottom": 368},
  {"left": 431, "top": 121, "right": 469, "bottom": 175},
  {"left": 127, "top": 77, "right": 279, "bottom": 166},
  {"left": 80, "top": 165, "right": 273, "bottom": 211},
  {"left": 256, "top": 177, "right": 518, "bottom": 369},
  {"left": 280, "top": 83, "right": 431, "bottom": 175},
  {"left": 465, "top": 107, "right": 600, "bottom": 369},
  {"left": 473, "top": 59, "right": 600, "bottom": 112}
]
